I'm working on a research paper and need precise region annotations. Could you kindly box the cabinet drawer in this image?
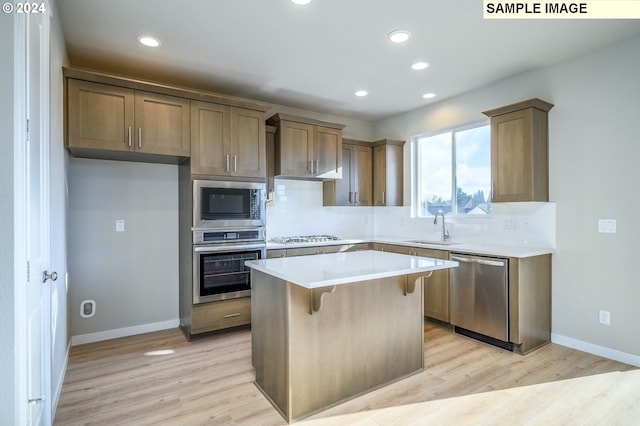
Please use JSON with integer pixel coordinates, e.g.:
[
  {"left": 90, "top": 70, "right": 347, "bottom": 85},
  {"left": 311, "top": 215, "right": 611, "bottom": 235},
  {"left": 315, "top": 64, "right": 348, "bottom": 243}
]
[{"left": 191, "top": 297, "right": 251, "bottom": 334}]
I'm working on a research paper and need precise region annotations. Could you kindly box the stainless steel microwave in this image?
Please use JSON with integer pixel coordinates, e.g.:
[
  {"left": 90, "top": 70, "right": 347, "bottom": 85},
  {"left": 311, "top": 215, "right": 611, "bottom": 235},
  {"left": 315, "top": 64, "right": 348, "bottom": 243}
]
[{"left": 193, "top": 180, "right": 266, "bottom": 229}]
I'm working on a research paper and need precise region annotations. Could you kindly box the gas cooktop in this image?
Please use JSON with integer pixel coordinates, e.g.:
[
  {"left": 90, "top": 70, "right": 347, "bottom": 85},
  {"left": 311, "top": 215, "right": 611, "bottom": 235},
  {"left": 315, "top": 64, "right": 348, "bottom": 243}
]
[{"left": 270, "top": 235, "right": 342, "bottom": 244}]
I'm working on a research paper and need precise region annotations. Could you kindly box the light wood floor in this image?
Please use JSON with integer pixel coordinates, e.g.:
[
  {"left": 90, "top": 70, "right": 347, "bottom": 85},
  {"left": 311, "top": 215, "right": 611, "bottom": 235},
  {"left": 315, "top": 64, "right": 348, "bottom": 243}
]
[{"left": 54, "top": 321, "right": 639, "bottom": 425}]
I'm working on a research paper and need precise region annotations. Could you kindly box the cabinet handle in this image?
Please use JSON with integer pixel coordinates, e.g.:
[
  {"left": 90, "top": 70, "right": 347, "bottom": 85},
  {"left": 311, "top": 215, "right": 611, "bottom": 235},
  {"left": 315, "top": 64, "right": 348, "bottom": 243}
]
[
  {"left": 356, "top": 192, "right": 360, "bottom": 204},
  {"left": 226, "top": 155, "right": 230, "bottom": 172},
  {"left": 349, "top": 191, "right": 353, "bottom": 204},
  {"left": 382, "top": 191, "right": 385, "bottom": 205},
  {"left": 223, "top": 312, "right": 241, "bottom": 318},
  {"left": 492, "top": 182, "right": 495, "bottom": 201},
  {"left": 315, "top": 160, "right": 319, "bottom": 174},
  {"left": 234, "top": 155, "right": 238, "bottom": 172},
  {"left": 309, "top": 160, "right": 314, "bottom": 175},
  {"left": 138, "top": 128, "right": 142, "bottom": 148},
  {"left": 128, "top": 126, "right": 132, "bottom": 147}
]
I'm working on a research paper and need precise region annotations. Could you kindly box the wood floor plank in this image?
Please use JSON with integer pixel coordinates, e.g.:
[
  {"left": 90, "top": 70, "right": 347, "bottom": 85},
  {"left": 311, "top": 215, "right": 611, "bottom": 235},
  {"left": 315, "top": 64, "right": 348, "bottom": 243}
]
[{"left": 54, "top": 321, "right": 637, "bottom": 425}]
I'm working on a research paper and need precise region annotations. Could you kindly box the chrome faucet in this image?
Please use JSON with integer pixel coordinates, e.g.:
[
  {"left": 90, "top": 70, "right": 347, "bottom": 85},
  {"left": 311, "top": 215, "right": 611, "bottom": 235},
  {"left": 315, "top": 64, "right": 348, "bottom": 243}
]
[{"left": 433, "top": 209, "right": 450, "bottom": 242}]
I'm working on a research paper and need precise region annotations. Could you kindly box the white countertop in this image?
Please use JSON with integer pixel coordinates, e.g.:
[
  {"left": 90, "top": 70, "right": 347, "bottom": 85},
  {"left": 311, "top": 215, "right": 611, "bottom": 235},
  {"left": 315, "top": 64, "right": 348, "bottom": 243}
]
[
  {"left": 266, "top": 236, "right": 554, "bottom": 258},
  {"left": 246, "top": 250, "right": 458, "bottom": 288}
]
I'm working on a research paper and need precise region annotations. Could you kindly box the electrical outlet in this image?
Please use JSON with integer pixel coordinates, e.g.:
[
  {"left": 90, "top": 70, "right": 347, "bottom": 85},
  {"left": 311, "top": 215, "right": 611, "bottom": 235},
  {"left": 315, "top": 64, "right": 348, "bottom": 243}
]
[
  {"left": 598, "top": 219, "right": 616, "bottom": 233},
  {"left": 599, "top": 310, "right": 610, "bottom": 325},
  {"left": 80, "top": 300, "right": 96, "bottom": 318},
  {"left": 116, "top": 219, "right": 125, "bottom": 232}
]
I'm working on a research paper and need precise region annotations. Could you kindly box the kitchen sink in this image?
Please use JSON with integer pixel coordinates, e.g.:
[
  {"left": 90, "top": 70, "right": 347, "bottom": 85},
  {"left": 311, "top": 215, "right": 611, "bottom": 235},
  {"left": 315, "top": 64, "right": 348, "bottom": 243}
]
[{"left": 403, "top": 239, "right": 458, "bottom": 246}]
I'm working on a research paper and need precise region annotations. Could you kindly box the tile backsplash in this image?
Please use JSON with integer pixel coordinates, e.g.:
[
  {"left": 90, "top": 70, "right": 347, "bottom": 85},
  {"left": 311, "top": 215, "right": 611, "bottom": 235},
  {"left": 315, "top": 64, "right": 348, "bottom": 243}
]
[{"left": 266, "top": 179, "right": 556, "bottom": 248}]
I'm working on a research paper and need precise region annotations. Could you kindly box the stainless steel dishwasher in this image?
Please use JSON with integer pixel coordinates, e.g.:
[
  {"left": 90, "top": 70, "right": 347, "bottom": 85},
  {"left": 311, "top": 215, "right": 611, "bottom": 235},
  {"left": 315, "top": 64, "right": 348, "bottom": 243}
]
[{"left": 450, "top": 253, "right": 512, "bottom": 351}]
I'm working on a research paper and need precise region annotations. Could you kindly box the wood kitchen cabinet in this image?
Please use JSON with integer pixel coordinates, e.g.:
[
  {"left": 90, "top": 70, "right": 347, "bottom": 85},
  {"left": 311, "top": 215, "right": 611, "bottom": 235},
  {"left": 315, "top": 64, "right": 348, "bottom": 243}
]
[
  {"left": 323, "top": 140, "right": 372, "bottom": 206},
  {"left": 67, "top": 78, "right": 190, "bottom": 158},
  {"left": 191, "top": 297, "right": 251, "bottom": 334},
  {"left": 266, "top": 113, "right": 345, "bottom": 180},
  {"left": 190, "top": 100, "right": 266, "bottom": 179},
  {"left": 373, "top": 139, "right": 404, "bottom": 206},
  {"left": 372, "top": 243, "right": 450, "bottom": 322},
  {"left": 266, "top": 125, "right": 277, "bottom": 200},
  {"left": 508, "top": 254, "right": 551, "bottom": 354},
  {"left": 483, "top": 98, "right": 554, "bottom": 202},
  {"left": 267, "top": 243, "right": 368, "bottom": 258}
]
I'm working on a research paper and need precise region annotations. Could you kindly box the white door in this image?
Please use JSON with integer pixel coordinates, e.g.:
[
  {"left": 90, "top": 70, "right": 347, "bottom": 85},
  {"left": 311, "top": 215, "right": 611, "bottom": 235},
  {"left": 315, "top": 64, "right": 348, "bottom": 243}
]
[{"left": 16, "top": 5, "right": 53, "bottom": 425}]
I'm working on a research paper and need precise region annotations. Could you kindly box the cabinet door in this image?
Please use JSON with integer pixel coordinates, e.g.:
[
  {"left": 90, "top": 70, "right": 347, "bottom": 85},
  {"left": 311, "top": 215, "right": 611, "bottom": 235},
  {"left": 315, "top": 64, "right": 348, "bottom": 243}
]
[
  {"left": 67, "top": 79, "right": 134, "bottom": 151},
  {"left": 135, "top": 91, "right": 191, "bottom": 157},
  {"left": 134, "top": 91, "right": 190, "bottom": 156},
  {"left": 278, "top": 120, "right": 314, "bottom": 176},
  {"left": 231, "top": 107, "right": 266, "bottom": 178},
  {"left": 353, "top": 144, "right": 372, "bottom": 206},
  {"left": 314, "top": 126, "right": 342, "bottom": 179},
  {"left": 414, "top": 248, "right": 450, "bottom": 322},
  {"left": 328, "top": 144, "right": 354, "bottom": 205},
  {"left": 491, "top": 109, "right": 533, "bottom": 202},
  {"left": 373, "top": 144, "right": 403, "bottom": 206},
  {"left": 190, "top": 101, "right": 231, "bottom": 176}
]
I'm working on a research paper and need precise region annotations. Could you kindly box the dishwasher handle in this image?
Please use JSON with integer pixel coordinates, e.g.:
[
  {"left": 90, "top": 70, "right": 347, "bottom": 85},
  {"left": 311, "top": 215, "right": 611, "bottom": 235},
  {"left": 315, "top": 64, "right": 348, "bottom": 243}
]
[{"left": 450, "top": 255, "right": 506, "bottom": 267}]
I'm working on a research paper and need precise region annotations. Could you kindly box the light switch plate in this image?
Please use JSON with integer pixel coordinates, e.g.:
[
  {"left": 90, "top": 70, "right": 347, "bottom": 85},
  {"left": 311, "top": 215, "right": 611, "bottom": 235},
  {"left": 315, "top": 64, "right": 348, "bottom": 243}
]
[
  {"left": 598, "top": 219, "right": 616, "bottom": 233},
  {"left": 116, "top": 219, "right": 125, "bottom": 232}
]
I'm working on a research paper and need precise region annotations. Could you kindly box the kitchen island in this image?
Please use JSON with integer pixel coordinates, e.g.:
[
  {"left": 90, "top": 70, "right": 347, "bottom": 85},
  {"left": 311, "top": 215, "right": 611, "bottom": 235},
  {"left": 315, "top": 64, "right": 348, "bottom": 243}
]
[{"left": 246, "top": 250, "right": 458, "bottom": 423}]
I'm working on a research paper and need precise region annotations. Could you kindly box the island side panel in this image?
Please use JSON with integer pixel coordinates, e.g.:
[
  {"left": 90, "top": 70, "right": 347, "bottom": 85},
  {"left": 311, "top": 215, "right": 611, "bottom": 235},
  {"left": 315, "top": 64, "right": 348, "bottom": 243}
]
[
  {"left": 251, "top": 270, "right": 289, "bottom": 417},
  {"left": 287, "top": 275, "right": 424, "bottom": 421}
]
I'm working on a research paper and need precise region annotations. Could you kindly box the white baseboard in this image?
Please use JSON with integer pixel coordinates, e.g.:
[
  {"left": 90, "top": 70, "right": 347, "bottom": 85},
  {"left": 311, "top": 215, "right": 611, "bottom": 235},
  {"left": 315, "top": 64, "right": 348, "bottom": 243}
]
[
  {"left": 71, "top": 319, "right": 180, "bottom": 346},
  {"left": 552, "top": 333, "right": 640, "bottom": 367}
]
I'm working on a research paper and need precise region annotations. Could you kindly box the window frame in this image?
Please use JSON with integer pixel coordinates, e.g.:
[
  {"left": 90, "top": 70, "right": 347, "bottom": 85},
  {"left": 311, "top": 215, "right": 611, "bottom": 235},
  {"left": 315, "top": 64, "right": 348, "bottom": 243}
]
[{"left": 412, "top": 120, "right": 491, "bottom": 218}]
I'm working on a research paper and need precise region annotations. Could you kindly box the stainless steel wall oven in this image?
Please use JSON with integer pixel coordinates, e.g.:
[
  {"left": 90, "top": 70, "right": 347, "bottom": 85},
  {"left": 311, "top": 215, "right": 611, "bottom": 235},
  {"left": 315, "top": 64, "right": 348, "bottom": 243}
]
[{"left": 192, "top": 228, "right": 265, "bottom": 304}]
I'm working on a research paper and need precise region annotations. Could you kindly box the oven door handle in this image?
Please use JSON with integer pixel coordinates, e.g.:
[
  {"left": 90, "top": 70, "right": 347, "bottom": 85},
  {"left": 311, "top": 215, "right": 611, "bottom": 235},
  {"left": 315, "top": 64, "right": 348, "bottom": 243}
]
[{"left": 194, "top": 243, "right": 266, "bottom": 253}]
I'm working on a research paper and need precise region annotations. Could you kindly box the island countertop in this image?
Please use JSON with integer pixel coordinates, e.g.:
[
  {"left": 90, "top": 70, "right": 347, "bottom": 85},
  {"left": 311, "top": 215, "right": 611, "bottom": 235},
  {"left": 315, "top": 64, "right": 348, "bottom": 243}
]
[{"left": 245, "top": 249, "right": 458, "bottom": 289}]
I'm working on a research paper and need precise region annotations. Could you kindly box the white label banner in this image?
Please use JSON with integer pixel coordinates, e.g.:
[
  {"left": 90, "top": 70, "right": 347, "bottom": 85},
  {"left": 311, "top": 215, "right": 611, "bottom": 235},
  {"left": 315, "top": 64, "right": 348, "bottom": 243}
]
[{"left": 483, "top": 1, "right": 640, "bottom": 19}]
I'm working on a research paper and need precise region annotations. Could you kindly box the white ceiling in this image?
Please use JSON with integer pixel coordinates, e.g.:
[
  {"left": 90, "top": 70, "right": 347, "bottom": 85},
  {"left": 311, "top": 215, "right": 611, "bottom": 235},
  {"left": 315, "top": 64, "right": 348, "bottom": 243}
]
[{"left": 56, "top": 0, "right": 640, "bottom": 122}]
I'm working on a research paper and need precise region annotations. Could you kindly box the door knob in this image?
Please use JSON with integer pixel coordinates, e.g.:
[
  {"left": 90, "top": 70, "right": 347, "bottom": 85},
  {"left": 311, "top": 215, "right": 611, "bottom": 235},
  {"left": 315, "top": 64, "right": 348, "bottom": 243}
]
[{"left": 42, "top": 270, "right": 58, "bottom": 283}]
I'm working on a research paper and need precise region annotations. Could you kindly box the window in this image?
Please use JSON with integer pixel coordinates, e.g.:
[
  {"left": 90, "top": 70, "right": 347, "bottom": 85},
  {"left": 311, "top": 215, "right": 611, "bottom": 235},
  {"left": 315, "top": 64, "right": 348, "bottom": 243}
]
[{"left": 414, "top": 123, "right": 491, "bottom": 217}]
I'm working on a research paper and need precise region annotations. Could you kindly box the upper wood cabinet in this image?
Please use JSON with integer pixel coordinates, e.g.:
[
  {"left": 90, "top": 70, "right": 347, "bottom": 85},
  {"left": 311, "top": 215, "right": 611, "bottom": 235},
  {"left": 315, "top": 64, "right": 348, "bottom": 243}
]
[
  {"left": 63, "top": 67, "right": 270, "bottom": 165},
  {"left": 190, "top": 100, "right": 266, "bottom": 179},
  {"left": 323, "top": 140, "right": 372, "bottom": 206},
  {"left": 266, "top": 113, "right": 345, "bottom": 180},
  {"left": 67, "top": 79, "right": 190, "bottom": 158},
  {"left": 266, "top": 125, "right": 277, "bottom": 200},
  {"left": 373, "top": 139, "right": 405, "bottom": 206},
  {"left": 483, "top": 98, "right": 554, "bottom": 202}
]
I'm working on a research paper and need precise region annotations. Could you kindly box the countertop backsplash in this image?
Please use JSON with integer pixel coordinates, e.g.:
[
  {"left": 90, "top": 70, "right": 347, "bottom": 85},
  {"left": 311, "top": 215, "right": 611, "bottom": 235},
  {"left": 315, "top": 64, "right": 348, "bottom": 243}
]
[{"left": 266, "top": 179, "right": 556, "bottom": 250}]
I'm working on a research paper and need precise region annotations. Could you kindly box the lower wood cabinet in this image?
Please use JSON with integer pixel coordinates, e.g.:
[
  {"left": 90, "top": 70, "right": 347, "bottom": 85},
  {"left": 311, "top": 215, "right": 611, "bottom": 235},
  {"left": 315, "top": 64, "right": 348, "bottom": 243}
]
[
  {"left": 371, "top": 243, "right": 450, "bottom": 322},
  {"left": 267, "top": 243, "right": 369, "bottom": 258},
  {"left": 191, "top": 297, "right": 251, "bottom": 334}
]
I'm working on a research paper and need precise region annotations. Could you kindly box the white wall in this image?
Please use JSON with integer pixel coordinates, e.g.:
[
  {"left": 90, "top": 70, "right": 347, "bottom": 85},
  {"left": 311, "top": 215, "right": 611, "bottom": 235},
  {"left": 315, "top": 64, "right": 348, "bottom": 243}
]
[
  {"left": 67, "top": 158, "right": 179, "bottom": 341},
  {"left": 375, "top": 34, "right": 640, "bottom": 362}
]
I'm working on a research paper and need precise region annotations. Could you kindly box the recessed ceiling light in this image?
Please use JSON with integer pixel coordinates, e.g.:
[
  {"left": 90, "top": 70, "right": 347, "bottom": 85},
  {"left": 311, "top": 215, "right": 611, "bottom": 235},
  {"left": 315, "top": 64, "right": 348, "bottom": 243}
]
[
  {"left": 355, "top": 90, "right": 368, "bottom": 97},
  {"left": 411, "top": 61, "right": 430, "bottom": 70},
  {"left": 291, "top": 0, "right": 311, "bottom": 4},
  {"left": 138, "top": 36, "right": 161, "bottom": 47},
  {"left": 422, "top": 93, "right": 437, "bottom": 99},
  {"left": 388, "top": 30, "right": 411, "bottom": 43}
]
